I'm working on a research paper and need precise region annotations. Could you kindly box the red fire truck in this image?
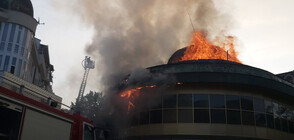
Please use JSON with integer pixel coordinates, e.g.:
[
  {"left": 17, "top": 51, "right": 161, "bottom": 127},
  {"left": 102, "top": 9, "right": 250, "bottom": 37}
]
[{"left": 0, "top": 86, "right": 96, "bottom": 140}]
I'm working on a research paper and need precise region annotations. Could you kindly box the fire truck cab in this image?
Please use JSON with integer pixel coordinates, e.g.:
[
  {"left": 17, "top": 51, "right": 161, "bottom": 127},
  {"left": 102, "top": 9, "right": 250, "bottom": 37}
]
[{"left": 0, "top": 86, "right": 96, "bottom": 140}]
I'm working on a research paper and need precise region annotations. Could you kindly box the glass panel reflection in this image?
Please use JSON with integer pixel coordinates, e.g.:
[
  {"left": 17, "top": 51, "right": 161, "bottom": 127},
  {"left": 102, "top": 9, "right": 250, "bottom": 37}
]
[
  {"left": 241, "top": 96, "right": 253, "bottom": 111},
  {"left": 242, "top": 111, "right": 255, "bottom": 125},
  {"left": 194, "top": 94, "right": 209, "bottom": 108},
  {"left": 226, "top": 95, "right": 240, "bottom": 109},
  {"left": 210, "top": 94, "right": 225, "bottom": 108},
  {"left": 211, "top": 109, "right": 225, "bottom": 123},
  {"left": 227, "top": 110, "right": 241, "bottom": 124},
  {"left": 178, "top": 94, "right": 192, "bottom": 108},
  {"left": 178, "top": 109, "right": 193, "bottom": 123},
  {"left": 163, "top": 109, "right": 177, "bottom": 123},
  {"left": 150, "top": 110, "right": 162, "bottom": 124},
  {"left": 194, "top": 109, "right": 209, "bottom": 123}
]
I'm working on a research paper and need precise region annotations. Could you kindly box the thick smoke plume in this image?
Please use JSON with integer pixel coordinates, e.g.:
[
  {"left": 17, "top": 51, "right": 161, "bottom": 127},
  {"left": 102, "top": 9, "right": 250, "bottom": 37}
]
[{"left": 65, "top": 0, "right": 233, "bottom": 92}]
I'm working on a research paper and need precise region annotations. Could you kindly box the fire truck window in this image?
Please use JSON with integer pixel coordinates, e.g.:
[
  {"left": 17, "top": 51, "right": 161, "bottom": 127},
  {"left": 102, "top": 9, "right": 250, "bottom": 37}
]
[
  {"left": 178, "top": 109, "right": 193, "bottom": 123},
  {"left": 194, "top": 94, "right": 209, "bottom": 108},
  {"left": 139, "top": 111, "right": 149, "bottom": 124},
  {"left": 226, "top": 95, "right": 240, "bottom": 109},
  {"left": 178, "top": 94, "right": 192, "bottom": 108},
  {"left": 274, "top": 116, "right": 281, "bottom": 130},
  {"left": 242, "top": 111, "right": 255, "bottom": 125},
  {"left": 265, "top": 100, "right": 273, "bottom": 114},
  {"left": 83, "top": 125, "right": 94, "bottom": 140},
  {"left": 0, "top": 106, "right": 22, "bottom": 140},
  {"left": 241, "top": 96, "right": 253, "bottom": 111},
  {"left": 163, "top": 95, "right": 176, "bottom": 108},
  {"left": 163, "top": 109, "right": 177, "bottom": 123},
  {"left": 194, "top": 109, "right": 209, "bottom": 123},
  {"left": 227, "top": 110, "right": 241, "bottom": 124},
  {"left": 150, "top": 110, "right": 162, "bottom": 124},
  {"left": 254, "top": 98, "right": 265, "bottom": 113},
  {"left": 210, "top": 109, "right": 225, "bottom": 123},
  {"left": 210, "top": 94, "right": 225, "bottom": 108},
  {"left": 266, "top": 114, "right": 274, "bottom": 129}
]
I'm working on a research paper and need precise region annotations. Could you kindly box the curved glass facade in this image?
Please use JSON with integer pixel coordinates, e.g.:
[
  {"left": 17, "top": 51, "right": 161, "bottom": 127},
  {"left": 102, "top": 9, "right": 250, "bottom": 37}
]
[
  {"left": 130, "top": 93, "right": 294, "bottom": 134},
  {"left": 0, "top": 22, "right": 33, "bottom": 79}
]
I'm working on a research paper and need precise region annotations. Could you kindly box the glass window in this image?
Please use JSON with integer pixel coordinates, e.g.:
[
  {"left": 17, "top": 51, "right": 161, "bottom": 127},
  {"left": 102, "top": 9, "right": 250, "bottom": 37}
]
[
  {"left": 273, "top": 102, "right": 280, "bottom": 116},
  {"left": 139, "top": 111, "right": 149, "bottom": 124},
  {"left": 163, "top": 109, "right": 177, "bottom": 123},
  {"left": 281, "top": 119, "right": 288, "bottom": 132},
  {"left": 178, "top": 94, "right": 192, "bottom": 107},
  {"left": 194, "top": 109, "right": 209, "bottom": 123},
  {"left": 3, "top": 56, "right": 10, "bottom": 71},
  {"left": 255, "top": 112, "right": 266, "bottom": 127},
  {"left": 9, "top": 24, "right": 16, "bottom": 42},
  {"left": 1, "top": 23, "right": 9, "bottom": 41},
  {"left": 7, "top": 43, "right": 12, "bottom": 51},
  {"left": 242, "top": 111, "right": 255, "bottom": 125},
  {"left": 254, "top": 98, "right": 265, "bottom": 113},
  {"left": 211, "top": 109, "right": 226, "bottom": 123},
  {"left": 0, "top": 55, "right": 2, "bottom": 68},
  {"left": 194, "top": 94, "right": 209, "bottom": 108},
  {"left": 130, "top": 113, "right": 139, "bottom": 126},
  {"left": 16, "top": 59, "right": 22, "bottom": 76},
  {"left": 12, "top": 57, "right": 16, "bottom": 65},
  {"left": 16, "top": 30, "right": 21, "bottom": 43},
  {"left": 279, "top": 105, "right": 288, "bottom": 119},
  {"left": 265, "top": 100, "right": 273, "bottom": 114},
  {"left": 22, "top": 29, "right": 28, "bottom": 47},
  {"left": 178, "top": 109, "right": 193, "bottom": 123},
  {"left": 83, "top": 125, "right": 94, "bottom": 140},
  {"left": 150, "top": 96, "right": 162, "bottom": 109},
  {"left": 274, "top": 116, "right": 281, "bottom": 130},
  {"left": 20, "top": 47, "right": 24, "bottom": 56},
  {"left": 266, "top": 114, "right": 274, "bottom": 129},
  {"left": 289, "top": 121, "right": 294, "bottom": 133},
  {"left": 210, "top": 94, "right": 225, "bottom": 108},
  {"left": 14, "top": 45, "right": 19, "bottom": 54},
  {"left": 226, "top": 95, "right": 240, "bottom": 109},
  {"left": 0, "top": 42, "right": 4, "bottom": 50},
  {"left": 163, "top": 95, "right": 176, "bottom": 108},
  {"left": 227, "top": 110, "right": 241, "bottom": 124},
  {"left": 150, "top": 110, "right": 162, "bottom": 124},
  {"left": 241, "top": 96, "right": 253, "bottom": 111}
]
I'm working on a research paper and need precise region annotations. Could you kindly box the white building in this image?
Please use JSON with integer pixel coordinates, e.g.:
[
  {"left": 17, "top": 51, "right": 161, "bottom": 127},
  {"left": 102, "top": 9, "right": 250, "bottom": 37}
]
[{"left": 0, "top": 0, "right": 62, "bottom": 106}]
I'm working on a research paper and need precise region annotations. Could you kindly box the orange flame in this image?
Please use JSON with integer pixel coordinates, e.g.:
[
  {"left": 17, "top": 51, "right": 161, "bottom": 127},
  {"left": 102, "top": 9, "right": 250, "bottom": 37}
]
[
  {"left": 177, "top": 31, "right": 241, "bottom": 63},
  {"left": 120, "top": 85, "right": 156, "bottom": 111}
]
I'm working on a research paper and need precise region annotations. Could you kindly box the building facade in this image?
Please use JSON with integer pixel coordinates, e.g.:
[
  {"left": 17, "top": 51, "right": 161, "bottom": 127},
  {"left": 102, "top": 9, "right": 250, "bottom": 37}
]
[
  {"left": 0, "top": 0, "right": 61, "bottom": 105},
  {"left": 125, "top": 59, "right": 294, "bottom": 140}
]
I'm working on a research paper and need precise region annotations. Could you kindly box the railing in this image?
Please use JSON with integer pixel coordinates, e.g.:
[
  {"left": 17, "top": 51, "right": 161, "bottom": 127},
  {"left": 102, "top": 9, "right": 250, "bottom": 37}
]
[{"left": 0, "top": 71, "right": 72, "bottom": 111}]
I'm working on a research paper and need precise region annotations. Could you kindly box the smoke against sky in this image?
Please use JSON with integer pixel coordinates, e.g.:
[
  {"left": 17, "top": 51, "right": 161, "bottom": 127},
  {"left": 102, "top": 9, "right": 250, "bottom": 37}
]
[{"left": 61, "top": 0, "right": 235, "bottom": 92}]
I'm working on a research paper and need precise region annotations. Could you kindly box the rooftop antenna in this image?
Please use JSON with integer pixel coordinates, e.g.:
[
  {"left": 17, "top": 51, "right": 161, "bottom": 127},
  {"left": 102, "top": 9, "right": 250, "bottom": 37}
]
[
  {"left": 75, "top": 56, "right": 95, "bottom": 112},
  {"left": 186, "top": 9, "right": 195, "bottom": 32},
  {"left": 37, "top": 17, "right": 45, "bottom": 25}
]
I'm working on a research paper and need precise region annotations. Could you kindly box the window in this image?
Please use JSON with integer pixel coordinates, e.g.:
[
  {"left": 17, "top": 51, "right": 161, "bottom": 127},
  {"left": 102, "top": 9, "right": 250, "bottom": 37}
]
[
  {"left": 281, "top": 119, "right": 288, "bottom": 132},
  {"left": 178, "top": 109, "right": 193, "bottom": 123},
  {"left": 194, "top": 109, "right": 209, "bottom": 123},
  {"left": 0, "top": 55, "right": 2, "bottom": 69},
  {"left": 163, "top": 95, "right": 176, "bottom": 108},
  {"left": 22, "top": 29, "right": 28, "bottom": 47},
  {"left": 178, "top": 94, "right": 192, "bottom": 107},
  {"left": 163, "top": 109, "right": 177, "bottom": 123},
  {"left": 265, "top": 100, "right": 273, "bottom": 114},
  {"left": 0, "top": 42, "right": 4, "bottom": 50},
  {"left": 266, "top": 114, "right": 274, "bottom": 128},
  {"left": 130, "top": 114, "right": 138, "bottom": 126},
  {"left": 242, "top": 111, "right": 255, "bottom": 125},
  {"left": 16, "top": 59, "right": 22, "bottom": 76},
  {"left": 7, "top": 43, "right": 12, "bottom": 51},
  {"left": 241, "top": 96, "right": 253, "bottom": 111},
  {"left": 150, "top": 110, "right": 162, "bottom": 124},
  {"left": 83, "top": 125, "right": 94, "bottom": 140},
  {"left": 3, "top": 56, "right": 10, "bottom": 71},
  {"left": 9, "top": 24, "right": 16, "bottom": 42},
  {"left": 210, "top": 94, "right": 225, "bottom": 108},
  {"left": 254, "top": 98, "right": 265, "bottom": 113},
  {"left": 227, "top": 110, "right": 241, "bottom": 124},
  {"left": 255, "top": 112, "right": 266, "bottom": 127},
  {"left": 14, "top": 45, "right": 19, "bottom": 54},
  {"left": 20, "top": 47, "right": 24, "bottom": 56},
  {"left": 275, "top": 116, "right": 281, "bottom": 130},
  {"left": 16, "top": 30, "right": 21, "bottom": 43},
  {"left": 1, "top": 23, "right": 9, "bottom": 41},
  {"left": 139, "top": 111, "right": 149, "bottom": 124},
  {"left": 289, "top": 121, "right": 294, "bottom": 133},
  {"left": 194, "top": 94, "right": 209, "bottom": 108},
  {"left": 226, "top": 95, "right": 240, "bottom": 109},
  {"left": 211, "top": 109, "right": 226, "bottom": 123}
]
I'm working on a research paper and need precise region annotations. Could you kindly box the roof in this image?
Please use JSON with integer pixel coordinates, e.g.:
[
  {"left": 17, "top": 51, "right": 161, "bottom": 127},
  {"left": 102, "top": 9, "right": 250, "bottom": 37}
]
[{"left": 0, "top": 0, "right": 34, "bottom": 17}]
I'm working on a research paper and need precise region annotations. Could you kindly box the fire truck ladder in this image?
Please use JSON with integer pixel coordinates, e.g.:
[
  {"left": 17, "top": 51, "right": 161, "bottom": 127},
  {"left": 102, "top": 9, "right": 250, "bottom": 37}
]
[{"left": 76, "top": 56, "right": 95, "bottom": 105}]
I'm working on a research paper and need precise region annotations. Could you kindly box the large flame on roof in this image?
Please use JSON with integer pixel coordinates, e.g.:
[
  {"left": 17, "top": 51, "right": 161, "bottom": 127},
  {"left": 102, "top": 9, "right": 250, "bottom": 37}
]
[{"left": 174, "top": 31, "right": 241, "bottom": 63}]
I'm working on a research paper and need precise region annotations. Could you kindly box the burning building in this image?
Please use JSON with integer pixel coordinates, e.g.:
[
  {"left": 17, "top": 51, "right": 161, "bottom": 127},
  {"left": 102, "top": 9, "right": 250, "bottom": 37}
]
[{"left": 119, "top": 32, "right": 294, "bottom": 140}]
